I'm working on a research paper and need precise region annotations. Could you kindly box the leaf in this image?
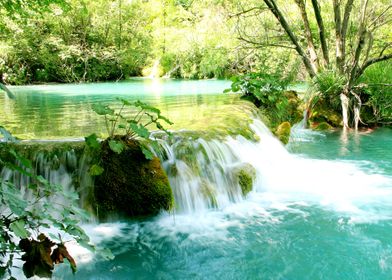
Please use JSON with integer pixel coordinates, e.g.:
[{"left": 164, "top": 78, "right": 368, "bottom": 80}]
[
  {"left": 157, "top": 114, "right": 173, "bottom": 125},
  {"left": 9, "top": 220, "right": 29, "bottom": 239},
  {"left": 141, "top": 146, "right": 154, "bottom": 160},
  {"left": 2, "top": 184, "right": 27, "bottom": 216},
  {"left": 223, "top": 88, "right": 231, "bottom": 93},
  {"left": 92, "top": 103, "right": 114, "bottom": 116},
  {"left": 85, "top": 133, "right": 101, "bottom": 150},
  {"left": 134, "top": 100, "right": 160, "bottom": 114},
  {"left": 108, "top": 140, "right": 125, "bottom": 154},
  {"left": 89, "top": 164, "right": 104, "bottom": 176},
  {"left": 129, "top": 123, "right": 150, "bottom": 139},
  {"left": 116, "top": 98, "right": 133, "bottom": 106}
]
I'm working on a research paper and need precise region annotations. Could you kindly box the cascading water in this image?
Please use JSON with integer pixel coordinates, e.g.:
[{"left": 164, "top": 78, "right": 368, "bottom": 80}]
[{"left": 3, "top": 117, "right": 392, "bottom": 279}]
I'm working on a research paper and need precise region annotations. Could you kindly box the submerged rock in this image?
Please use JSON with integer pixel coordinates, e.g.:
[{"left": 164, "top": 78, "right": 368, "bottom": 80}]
[
  {"left": 232, "top": 163, "right": 256, "bottom": 197},
  {"left": 94, "top": 139, "right": 173, "bottom": 218},
  {"left": 275, "top": 122, "right": 291, "bottom": 145}
]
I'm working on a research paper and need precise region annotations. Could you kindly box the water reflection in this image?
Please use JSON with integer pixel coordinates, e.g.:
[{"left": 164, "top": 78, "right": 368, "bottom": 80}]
[{"left": 0, "top": 80, "right": 257, "bottom": 139}]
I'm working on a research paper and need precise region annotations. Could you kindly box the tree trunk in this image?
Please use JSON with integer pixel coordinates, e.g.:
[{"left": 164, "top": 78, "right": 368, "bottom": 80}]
[
  {"left": 311, "top": 0, "right": 329, "bottom": 66},
  {"left": 340, "top": 92, "right": 350, "bottom": 129},
  {"left": 263, "top": 0, "right": 316, "bottom": 77},
  {"left": 295, "top": 0, "right": 320, "bottom": 73}
]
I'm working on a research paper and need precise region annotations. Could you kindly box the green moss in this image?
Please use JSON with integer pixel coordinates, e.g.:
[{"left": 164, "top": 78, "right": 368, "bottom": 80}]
[
  {"left": 313, "top": 122, "right": 334, "bottom": 131},
  {"left": 94, "top": 139, "right": 174, "bottom": 219},
  {"left": 275, "top": 122, "right": 291, "bottom": 145},
  {"left": 310, "top": 99, "right": 342, "bottom": 127},
  {"left": 233, "top": 163, "right": 256, "bottom": 197},
  {"left": 199, "top": 179, "right": 217, "bottom": 208}
]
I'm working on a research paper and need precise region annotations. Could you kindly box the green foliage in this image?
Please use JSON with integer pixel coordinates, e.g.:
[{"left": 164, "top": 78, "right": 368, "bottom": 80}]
[
  {"left": 227, "top": 63, "right": 299, "bottom": 126},
  {"left": 0, "top": 128, "right": 93, "bottom": 279},
  {"left": 89, "top": 99, "right": 172, "bottom": 160},
  {"left": 359, "top": 61, "right": 392, "bottom": 124},
  {"left": 310, "top": 70, "right": 346, "bottom": 112}
]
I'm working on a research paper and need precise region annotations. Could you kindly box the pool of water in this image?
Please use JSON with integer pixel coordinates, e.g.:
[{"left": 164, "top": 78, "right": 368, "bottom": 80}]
[{"left": 1, "top": 79, "right": 256, "bottom": 139}]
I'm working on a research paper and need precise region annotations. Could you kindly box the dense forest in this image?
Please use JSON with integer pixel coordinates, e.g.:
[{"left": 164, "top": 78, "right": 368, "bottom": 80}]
[{"left": 0, "top": 0, "right": 255, "bottom": 84}]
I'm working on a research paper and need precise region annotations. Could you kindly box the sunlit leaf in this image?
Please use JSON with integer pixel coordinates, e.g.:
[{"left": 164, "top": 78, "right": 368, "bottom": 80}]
[
  {"left": 92, "top": 103, "right": 114, "bottom": 115},
  {"left": 141, "top": 146, "right": 154, "bottom": 160},
  {"left": 108, "top": 140, "right": 125, "bottom": 154}
]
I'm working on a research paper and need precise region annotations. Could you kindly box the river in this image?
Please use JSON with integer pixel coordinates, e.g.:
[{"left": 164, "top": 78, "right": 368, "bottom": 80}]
[{"left": 1, "top": 79, "right": 392, "bottom": 279}]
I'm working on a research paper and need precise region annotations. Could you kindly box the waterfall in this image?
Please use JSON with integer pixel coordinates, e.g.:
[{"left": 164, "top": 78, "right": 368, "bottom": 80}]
[
  {"left": 0, "top": 144, "right": 94, "bottom": 213},
  {"left": 2, "top": 118, "right": 391, "bottom": 217}
]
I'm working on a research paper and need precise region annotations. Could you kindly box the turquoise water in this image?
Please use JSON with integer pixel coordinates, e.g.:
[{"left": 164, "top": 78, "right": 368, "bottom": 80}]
[
  {"left": 2, "top": 80, "right": 392, "bottom": 279},
  {"left": 1, "top": 79, "right": 250, "bottom": 139},
  {"left": 53, "top": 126, "right": 392, "bottom": 280}
]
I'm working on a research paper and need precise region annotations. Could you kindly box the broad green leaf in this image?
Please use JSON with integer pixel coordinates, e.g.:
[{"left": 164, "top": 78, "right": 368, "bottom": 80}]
[
  {"left": 9, "top": 220, "right": 29, "bottom": 239},
  {"left": 89, "top": 164, "right": 104, "bottom": 176},
  {"left": 92, "top": 103, "right": 114, "bottom": 116},
  {"left": 2, "top": 184, "right": 27, "bottom": 216},
  {"left": 85, "top": 133, "right": 101, "bottom": 150},
  {"left": 129, "top": 123, "right": 149, "bottom": 139},
  {"left": 134, "top": 100, "right": 160, "bottom": 114},
  {"left": 223, "top": 88, "right": 231, "bottom": 93},
  {"left": 109, "top": 140, "right": 125, "bottom": 154},
  {"left": 141, "top": 146, "right": 154, "bottom": 160}
]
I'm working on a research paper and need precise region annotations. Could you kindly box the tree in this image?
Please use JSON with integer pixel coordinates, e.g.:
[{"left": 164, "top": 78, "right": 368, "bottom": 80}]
[{"left": 232, "top": 0, "right": 392, "bottom": 129}]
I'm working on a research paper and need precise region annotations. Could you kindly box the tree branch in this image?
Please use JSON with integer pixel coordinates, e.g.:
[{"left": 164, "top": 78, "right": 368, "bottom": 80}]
[
  {"left": 333, "top": 0, "right": 344, "bottom": 73},
  {"left": 311, "top": 0, "right": 329, "bottom": 66},
  {"left": 263, "top": 0, "right": 316, "bottom": 77},
  {"left": 229, "top": 6, "right": 267, "bottom": 18},
  {"left": 356, "top": 53, "right": 392, "bottom": 78},
  {"left": 294, "top": 0, "right": 320, "bottom": 72}
]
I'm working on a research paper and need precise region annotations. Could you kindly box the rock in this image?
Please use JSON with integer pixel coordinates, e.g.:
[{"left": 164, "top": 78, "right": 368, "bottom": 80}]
[
  {"left": 310, "top": 99, "right": 342, "bottom": 127},
  {"left": 275, "top": 122, "right": 291, "bottom": 145},
  {"left": 313, "top": 122, "right": 334, "bottom": 131},
  {"left": 199, "top": 179, "right": 217, "bottom": 207},
  {"left": 94, "top": 139, "right": 173, "bottom": 218},
  {"left": 232, "top": 163, "right": 256, "bottom": 197}
]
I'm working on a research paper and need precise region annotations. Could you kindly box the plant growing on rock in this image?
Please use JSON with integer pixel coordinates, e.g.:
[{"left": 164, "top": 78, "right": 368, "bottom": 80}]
[{"left": 88, "top": 98, "right": 173, "bottom": 161}]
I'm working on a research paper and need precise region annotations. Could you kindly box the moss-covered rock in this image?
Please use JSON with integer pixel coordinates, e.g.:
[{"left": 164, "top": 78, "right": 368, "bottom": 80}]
[
  {"left": 94, "top": 139, "right": 173, "bottom": 218},
  {"left": 275, "top": 122, "right": 291, "bottom": 145},
  {"left": 312, "top": 122, "right": 334, "bottom": 131},
  {"left": 199, "top": 179, "right": 217, "bottom": 208},
  {"left": 232, "top": 163, "right": 256, "bottom": 197},
  {"left": 310, "top": 99, "right": 342, "bottom": 127}
]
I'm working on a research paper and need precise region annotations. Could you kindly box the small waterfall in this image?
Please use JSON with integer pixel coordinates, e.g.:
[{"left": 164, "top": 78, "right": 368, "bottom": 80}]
[
  {"left": 158, "top": 137, "right": 245, "bottom": 213},
  {"left": 148, "top": 60, "right": 161, "bottom": 79},
  {"left": 0, "top": 144, "right": 93, "bottom": 213}
]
